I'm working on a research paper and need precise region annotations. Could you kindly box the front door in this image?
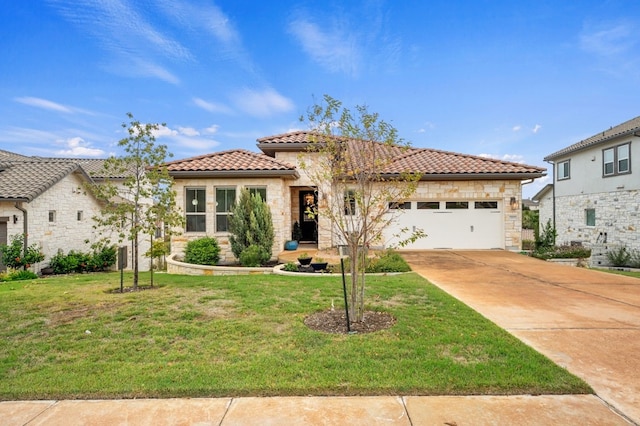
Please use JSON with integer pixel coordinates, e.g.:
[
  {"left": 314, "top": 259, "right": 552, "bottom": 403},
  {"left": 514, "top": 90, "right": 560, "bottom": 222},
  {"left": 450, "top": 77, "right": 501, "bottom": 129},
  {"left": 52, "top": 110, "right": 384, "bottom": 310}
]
[{"left": 299, "top": 190, "right": 318, "bottom": 243}]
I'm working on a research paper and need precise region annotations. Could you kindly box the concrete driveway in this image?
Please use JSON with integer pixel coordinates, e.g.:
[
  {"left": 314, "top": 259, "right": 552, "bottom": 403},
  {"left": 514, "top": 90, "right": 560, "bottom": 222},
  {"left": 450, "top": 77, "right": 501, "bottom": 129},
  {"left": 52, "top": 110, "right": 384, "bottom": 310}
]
[{"left": 402, "top": 250, "right": 640, "bottom": 425}]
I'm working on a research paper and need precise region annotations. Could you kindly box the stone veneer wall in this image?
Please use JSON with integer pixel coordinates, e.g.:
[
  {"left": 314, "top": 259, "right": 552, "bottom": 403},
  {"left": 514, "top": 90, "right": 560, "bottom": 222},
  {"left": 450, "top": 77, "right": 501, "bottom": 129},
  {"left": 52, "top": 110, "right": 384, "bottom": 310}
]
[
  {"left": 0, "top": 172, "right": 150, "bottom": 272},
  {"left": 553, "top": 189, "right": 639, "bottom": 252},
  {"left": 171, "top": 177, "right": 288, "bottom": 263}
]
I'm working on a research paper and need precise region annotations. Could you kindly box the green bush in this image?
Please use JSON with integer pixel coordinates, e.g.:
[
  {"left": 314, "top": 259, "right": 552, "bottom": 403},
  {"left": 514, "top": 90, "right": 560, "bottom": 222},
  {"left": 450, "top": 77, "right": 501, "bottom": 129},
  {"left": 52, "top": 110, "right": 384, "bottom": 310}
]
[
  {"left": 606, "top": 246, "right": 631, "bottom": 267},
  {"left": 532, "top": 245, "right": 592, "bottom": 260},
  {"left": 48, "top": 245, "right": 117, "bottom": 274},
  {"left": 229, "top": 189, "right": 274, "bottom": 263},
  {"left": 283, "top": 262, "right": 299, "bottom": 272},
  {"left": 0, "top": 234, "right": 45, "bottom": 269},
  {"left": 628, "top": 249, "right": 640, "bottom": 268},
  {"left": 239, "top": 245, "right": 269, "bottom": 267},
  {"left": 535, "top": 219, "right": 557, "bottom": 250},
  {"left": 0, "top": 269, "right": 39, "bottom": 282},
  {"left": 367, "top": 250, "right": 411, "bottom": 273},
  {"left": 184, "top": 237, "right": 220, "bottom": 266}
]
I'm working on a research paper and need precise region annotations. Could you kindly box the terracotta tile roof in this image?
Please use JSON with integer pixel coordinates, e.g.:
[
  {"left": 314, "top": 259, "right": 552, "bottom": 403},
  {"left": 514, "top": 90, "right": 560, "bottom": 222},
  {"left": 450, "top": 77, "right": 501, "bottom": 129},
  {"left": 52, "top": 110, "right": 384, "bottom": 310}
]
[
  {"left": 163, "top": 149, "right": 298, "bottom": 178},
  {"left": 257, "top": 131, "right": 545, "bottom": 178},
  {"left": 545, "top": 115, "right": 640, "bottom": 160},
  {"left": 0, "top": 160, "right": 92, "bottom": 202},
  {"left": 387, "top": 148, "right": 546, "bottom": 177}
]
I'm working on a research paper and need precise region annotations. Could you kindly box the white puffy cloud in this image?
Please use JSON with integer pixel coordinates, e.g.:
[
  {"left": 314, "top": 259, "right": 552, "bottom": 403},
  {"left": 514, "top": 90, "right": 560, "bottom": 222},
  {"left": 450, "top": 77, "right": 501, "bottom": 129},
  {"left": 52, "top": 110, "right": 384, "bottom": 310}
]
[
  {"left": 532, "top": 124, "right": 542, "bottom": 134},
  {"left": 55, "top": 137, "right": 105, "bottom": 157},
  {"left": 231, "top": 88, "right": 294, "bottom": 118},
  {"left": 178, "top": 127, "right": 200, "bottom": 137},
  {"left": 203, "top": 125, "right": 220, "bottom": 134},
  {"left": 478, "top": 153, "right": 525, "bottom": 163},
  {"left": 512, "top": 125, "right": 522, "bottom": 132}
]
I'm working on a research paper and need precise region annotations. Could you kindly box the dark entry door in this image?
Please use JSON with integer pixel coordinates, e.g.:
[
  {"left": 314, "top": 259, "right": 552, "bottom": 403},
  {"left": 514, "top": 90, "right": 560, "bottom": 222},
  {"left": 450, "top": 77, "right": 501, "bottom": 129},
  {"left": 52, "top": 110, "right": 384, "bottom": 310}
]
[{"left": 299, "top": 190, "right": 318, "bottom": 243}]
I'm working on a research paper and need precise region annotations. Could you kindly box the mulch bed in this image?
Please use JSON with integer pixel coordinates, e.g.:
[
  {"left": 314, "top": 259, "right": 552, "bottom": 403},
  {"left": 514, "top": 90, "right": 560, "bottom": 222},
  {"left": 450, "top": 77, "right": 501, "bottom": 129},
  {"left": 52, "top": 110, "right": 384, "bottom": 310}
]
[{"left": 304, "top": 309, "right": 396, "bottom": 334}]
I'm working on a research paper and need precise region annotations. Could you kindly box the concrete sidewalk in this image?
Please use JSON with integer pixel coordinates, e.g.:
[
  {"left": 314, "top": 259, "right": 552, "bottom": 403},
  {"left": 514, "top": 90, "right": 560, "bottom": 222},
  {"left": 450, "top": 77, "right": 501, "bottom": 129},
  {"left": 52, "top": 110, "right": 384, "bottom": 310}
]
[{"left": 0, "top": 394, "right": 628, "bottom": 425}]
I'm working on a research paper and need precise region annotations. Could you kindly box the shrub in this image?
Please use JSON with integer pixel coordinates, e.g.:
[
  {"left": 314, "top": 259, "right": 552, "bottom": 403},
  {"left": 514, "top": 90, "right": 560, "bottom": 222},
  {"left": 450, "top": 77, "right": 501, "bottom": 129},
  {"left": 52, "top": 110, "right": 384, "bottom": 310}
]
[
  {"left": 628, "top": 249, "right": 640, "bottom": 268},
  {"left": 0, "top": 234, "right": 45, "bottom": 269},
  {"left": 229, "top": 189, "right": 274, "bottom": 263},
  {"left": 239, "top": 245, "right": 268, "bottom": 267},
  {"left": 8, "top": 270, "right": 38, "bottom": 281},
  {"left": 184, "top": 237, "right": 220, "bottom": 266},
  {"left": 367, "top": 250, "right": 411, "bottom": 273},
  {"left": 87, "top": 245, "right": 117, "bottom": 271},
  {"left": 532, "top": 245, "right": 592, "bottom": 260},
  {"left": 49, "top": 245, "right": 117, "bottom": 274},
  {"left": 522, "top": 240, "right": 535, "bottom": 251},
  {"left": 535, "top": 219, "right": 557, "bottom": 250},
  {"left": 606, "top": 246, "right": 631, "bottom": 267},
  {"left": 283, "top": 262, "right": 299, "bottom": 272}
]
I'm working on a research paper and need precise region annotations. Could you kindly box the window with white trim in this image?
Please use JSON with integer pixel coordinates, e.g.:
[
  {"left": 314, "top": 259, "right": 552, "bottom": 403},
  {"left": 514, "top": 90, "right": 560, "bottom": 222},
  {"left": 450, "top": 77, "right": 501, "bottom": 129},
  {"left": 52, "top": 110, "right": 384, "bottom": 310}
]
[
  {"left": 603, "top": 143, "right": 631, "bottom": 176},
  {"left": 186, "top": 188, "right": 206, "bottom": 232},
  {"left": 557, "top": 160, "right": 570, "bottom": 180},
  {"left": 215, "top": 187, "right": 236, "bottom": 233}
]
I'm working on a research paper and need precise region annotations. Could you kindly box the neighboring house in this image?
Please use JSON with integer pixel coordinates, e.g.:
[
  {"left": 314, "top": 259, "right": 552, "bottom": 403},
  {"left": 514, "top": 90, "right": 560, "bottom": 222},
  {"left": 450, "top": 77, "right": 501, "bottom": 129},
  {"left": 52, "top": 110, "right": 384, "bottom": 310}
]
[
  {"left": 165, "top": 131, "right": 546, "bottom": 262},
  {"left": 540, "top": 116, "right": 640, "bottom": 260},
  {"left": 0, "top": 155, "right": 152, "bottom": 273}
]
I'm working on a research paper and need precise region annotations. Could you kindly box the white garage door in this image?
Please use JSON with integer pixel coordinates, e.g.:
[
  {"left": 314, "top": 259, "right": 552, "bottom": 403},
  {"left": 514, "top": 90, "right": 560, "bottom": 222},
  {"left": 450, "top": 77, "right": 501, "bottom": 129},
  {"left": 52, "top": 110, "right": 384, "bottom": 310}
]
[{"left": 383, "top": 200, "right": 504, "bottom": 249}]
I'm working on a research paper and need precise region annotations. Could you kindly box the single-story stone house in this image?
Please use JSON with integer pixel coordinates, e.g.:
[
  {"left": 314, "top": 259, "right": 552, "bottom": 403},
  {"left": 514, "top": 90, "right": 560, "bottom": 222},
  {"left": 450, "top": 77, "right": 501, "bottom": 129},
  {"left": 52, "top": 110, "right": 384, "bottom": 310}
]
[
  {"left": 0, "top": 151, "right": 151, "bottom": 273},
  {"left": 165, "top": 131, "right": 546, "bottom": 262}
]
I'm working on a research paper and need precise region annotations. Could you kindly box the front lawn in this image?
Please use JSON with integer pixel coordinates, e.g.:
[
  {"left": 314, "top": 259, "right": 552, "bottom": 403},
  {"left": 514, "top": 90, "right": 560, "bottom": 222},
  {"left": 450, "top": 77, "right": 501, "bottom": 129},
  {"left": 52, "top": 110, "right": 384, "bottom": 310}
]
[
  {"left": 594, "top": 268, "right": 640, "bottom": 279},
  {"left": 0, "top": 272, "right": 590, "bottom": 400}
]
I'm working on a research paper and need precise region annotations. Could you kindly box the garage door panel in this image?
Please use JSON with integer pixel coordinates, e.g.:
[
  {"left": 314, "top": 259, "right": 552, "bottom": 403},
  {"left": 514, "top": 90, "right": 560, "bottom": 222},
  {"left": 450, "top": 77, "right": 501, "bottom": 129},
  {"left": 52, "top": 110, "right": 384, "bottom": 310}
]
[{"left": 383, "top": 201, "right": 503, "bottom": 250}]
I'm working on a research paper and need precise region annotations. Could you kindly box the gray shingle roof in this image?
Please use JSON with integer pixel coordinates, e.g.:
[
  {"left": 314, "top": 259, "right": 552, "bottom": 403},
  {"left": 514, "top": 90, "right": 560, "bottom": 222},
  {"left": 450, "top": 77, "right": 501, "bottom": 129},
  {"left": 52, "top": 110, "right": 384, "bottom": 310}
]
[
  {"left": 544, "top": 115, "right": 640, "bottom": 161},
  {"left": 0, "top": 160, "right": 93, "bottom": 202}
]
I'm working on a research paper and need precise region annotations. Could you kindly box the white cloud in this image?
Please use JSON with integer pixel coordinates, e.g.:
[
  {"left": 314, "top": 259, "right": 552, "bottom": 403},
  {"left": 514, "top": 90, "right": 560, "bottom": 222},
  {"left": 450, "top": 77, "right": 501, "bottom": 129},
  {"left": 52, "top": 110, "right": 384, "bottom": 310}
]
[
  {"left": 231, "top": 88, "right": 294, "bottom": 118},
  {"left": 55, "top": 137, "right": 105, "bottom": 157},
  {"left": 15, "top": 97, "right": 73, "bottom": 113},
  {"left": 478, "top": 153, "right": 525, "bottom": 163},
  {"left": 192, "top": 97, "right": 233, "bottom": 114},
  {"left": 580, "top": 21, "right": 637, "bottom": 56},
  {"left": 532, "top": 124, "right": 542, "bottom": 134},
  {"left": 203, "top": 125, "right": 220, "bottom": 134},
  {"left": 152, "top": 125, "right": 178, "bottom": 138},
  {"left": 178, "top": 126, "right": 199, "bottom": 137},
  {"left": 288, "top": 17, "right": 360, "bottom": 76},
  {"left": 512, "top": 125, "right": 522, "bottom": 132}
]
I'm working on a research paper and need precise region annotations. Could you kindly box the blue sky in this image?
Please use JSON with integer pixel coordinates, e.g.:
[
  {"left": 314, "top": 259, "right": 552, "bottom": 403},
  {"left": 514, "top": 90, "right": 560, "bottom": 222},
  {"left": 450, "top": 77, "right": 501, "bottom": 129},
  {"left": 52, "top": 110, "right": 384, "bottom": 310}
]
[{"left": 2, "top": 0, "right": 640, "bottom": 198}]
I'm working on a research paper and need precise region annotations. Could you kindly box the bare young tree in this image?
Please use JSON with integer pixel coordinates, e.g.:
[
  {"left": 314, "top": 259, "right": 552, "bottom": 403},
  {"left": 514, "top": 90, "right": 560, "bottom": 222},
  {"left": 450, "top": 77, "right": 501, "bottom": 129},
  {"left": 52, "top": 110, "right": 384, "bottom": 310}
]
[
  {"left": 300, "top": 95, "right": 423, "bottom": 322},
  {"left": 89, "top": 113, "right": 183, "bottom": 290}
]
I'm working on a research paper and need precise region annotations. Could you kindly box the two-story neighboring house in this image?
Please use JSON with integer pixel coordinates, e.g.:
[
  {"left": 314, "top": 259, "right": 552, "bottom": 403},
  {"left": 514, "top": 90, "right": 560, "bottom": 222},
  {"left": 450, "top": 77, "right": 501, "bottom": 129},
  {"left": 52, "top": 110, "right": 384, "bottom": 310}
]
[{"left": 538, "top": 116, "right": 640, "bottom": 263}]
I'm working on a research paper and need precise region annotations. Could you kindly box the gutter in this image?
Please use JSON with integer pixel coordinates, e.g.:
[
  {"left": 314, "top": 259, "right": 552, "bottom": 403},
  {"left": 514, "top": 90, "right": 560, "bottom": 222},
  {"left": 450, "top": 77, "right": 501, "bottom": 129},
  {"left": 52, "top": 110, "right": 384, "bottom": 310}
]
[
  {"left": 544, "top": 159, "right": 556, "bottom": 234},
  {"left": 14, "top": 202, "right": 28, "bottom": 255}
]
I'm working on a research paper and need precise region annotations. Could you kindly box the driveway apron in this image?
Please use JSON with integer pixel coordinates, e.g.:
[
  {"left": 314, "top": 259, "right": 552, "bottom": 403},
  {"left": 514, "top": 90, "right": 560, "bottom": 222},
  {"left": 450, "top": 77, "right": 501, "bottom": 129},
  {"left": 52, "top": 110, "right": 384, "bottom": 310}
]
[{"left": 402, "top": 250, "right": 640, "bottom": 425}]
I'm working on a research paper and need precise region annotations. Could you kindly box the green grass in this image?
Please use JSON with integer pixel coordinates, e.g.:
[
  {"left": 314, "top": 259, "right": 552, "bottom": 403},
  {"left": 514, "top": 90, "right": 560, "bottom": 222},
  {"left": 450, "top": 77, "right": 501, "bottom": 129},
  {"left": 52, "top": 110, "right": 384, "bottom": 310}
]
[
  {"left": 594, "top": 268, "right": 640, "bottom": 279},
  {"left": 0, "top": 272, "right": 590, "bottom": 400}
]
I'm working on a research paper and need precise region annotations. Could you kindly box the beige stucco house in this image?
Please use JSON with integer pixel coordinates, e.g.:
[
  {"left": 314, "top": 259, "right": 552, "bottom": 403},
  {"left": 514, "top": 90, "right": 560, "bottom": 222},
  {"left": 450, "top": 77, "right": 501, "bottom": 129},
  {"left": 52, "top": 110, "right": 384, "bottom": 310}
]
[{"left": 165, "top": 131, "right": 546, "bottom": 263}]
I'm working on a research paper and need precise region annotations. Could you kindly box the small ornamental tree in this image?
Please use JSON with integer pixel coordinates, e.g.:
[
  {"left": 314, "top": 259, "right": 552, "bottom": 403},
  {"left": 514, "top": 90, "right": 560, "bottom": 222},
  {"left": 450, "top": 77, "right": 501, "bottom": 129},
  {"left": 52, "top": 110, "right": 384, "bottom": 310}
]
[
  {"left": 229, "top": 189, "right": 274, "bottom": 265},
  {"left": 299, "top": 95, "right": 423, "bottom": 323},
  {"left": 88, "top": 113, "right": 183, "bottom": 290}
]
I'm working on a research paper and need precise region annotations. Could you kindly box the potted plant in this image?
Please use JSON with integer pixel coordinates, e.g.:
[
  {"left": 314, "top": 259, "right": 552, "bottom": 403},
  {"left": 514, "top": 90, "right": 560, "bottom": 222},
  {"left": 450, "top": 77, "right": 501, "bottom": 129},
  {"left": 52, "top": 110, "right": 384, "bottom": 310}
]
[
  {"left": 297, "top": 252, "right": 313, "bottom": 265},
  {"left": 310, "top": 257, "right": 328, "bottom": 271}
]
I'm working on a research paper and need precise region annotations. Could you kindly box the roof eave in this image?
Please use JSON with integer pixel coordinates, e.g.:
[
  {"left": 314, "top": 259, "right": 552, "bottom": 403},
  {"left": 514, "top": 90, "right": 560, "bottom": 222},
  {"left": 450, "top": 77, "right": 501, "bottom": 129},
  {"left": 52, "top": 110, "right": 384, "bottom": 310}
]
[
  {"left": 168, "top": 170, "right": 300, "bottom": 179},
  {"left": 257, "top": 142, "right": 310, "bottom": 157},
  {"left": 382, "top": 172, "right": 547, "bottom": 181},
  {"left": 544, "top": 129, "right": 640, "bottom": 161}
]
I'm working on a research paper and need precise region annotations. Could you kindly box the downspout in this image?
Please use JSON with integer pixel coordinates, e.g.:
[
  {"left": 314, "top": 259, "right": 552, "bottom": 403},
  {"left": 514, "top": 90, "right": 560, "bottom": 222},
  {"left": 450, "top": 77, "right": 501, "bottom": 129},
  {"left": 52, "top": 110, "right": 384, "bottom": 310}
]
[
  {"left": 544, "top": 160, "right": 556, "bottom": 232},
  {"left": 14, "top": 202, "right": 28, "bottom": 253}
]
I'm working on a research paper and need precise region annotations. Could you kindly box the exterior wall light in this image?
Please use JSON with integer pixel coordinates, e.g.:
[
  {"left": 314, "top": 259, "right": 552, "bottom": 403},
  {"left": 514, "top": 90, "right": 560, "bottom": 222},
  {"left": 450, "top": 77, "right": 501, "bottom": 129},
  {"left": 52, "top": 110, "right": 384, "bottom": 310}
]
[{"left": 510, "top": 197, "right": 518, "bottom": 210}]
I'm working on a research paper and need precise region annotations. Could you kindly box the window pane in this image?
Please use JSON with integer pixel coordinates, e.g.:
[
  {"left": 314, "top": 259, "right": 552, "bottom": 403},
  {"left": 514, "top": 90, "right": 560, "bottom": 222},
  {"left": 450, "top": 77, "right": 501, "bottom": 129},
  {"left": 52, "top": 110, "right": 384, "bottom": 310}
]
[
  {"left": 558, "top": 161, "right": 570, "bottom": 179},
  {"left": 216, "top": 214, "right": 229, "bottom": 232},
  {"left": 585, "top": 209, "right": 595, "bottom": 227},
  {"left": 186, "top": 188, "right": 205, "bottom": 213},
  {"left": 344, "top": 190, "right": 356, "bottom": 215},
  {"left": 186, "top": 215, "right": 206, "bottom": 232},
  {"left": 216, "top": 188, "right": 236, "bottom": 213},
  {"left": 618, "top": 144, "right": 630, "bottom": 173},
  {"left": 446, "top": 201, "right": 468, "bottom": 209},
  {"left": 417, "top": 201, "right": 440, "bottom": 209},
  {"left": 475, "top": 201, "right": 498, "bottom": 209},
  {"left": 388, "top": 201, "right": 411, "bottom": 209},
  {"left": 248, "top": 187, "right": 267, "bottom": 201},
  {"left": 603, "top": 148, "right": 614, "bottom": 175}
]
